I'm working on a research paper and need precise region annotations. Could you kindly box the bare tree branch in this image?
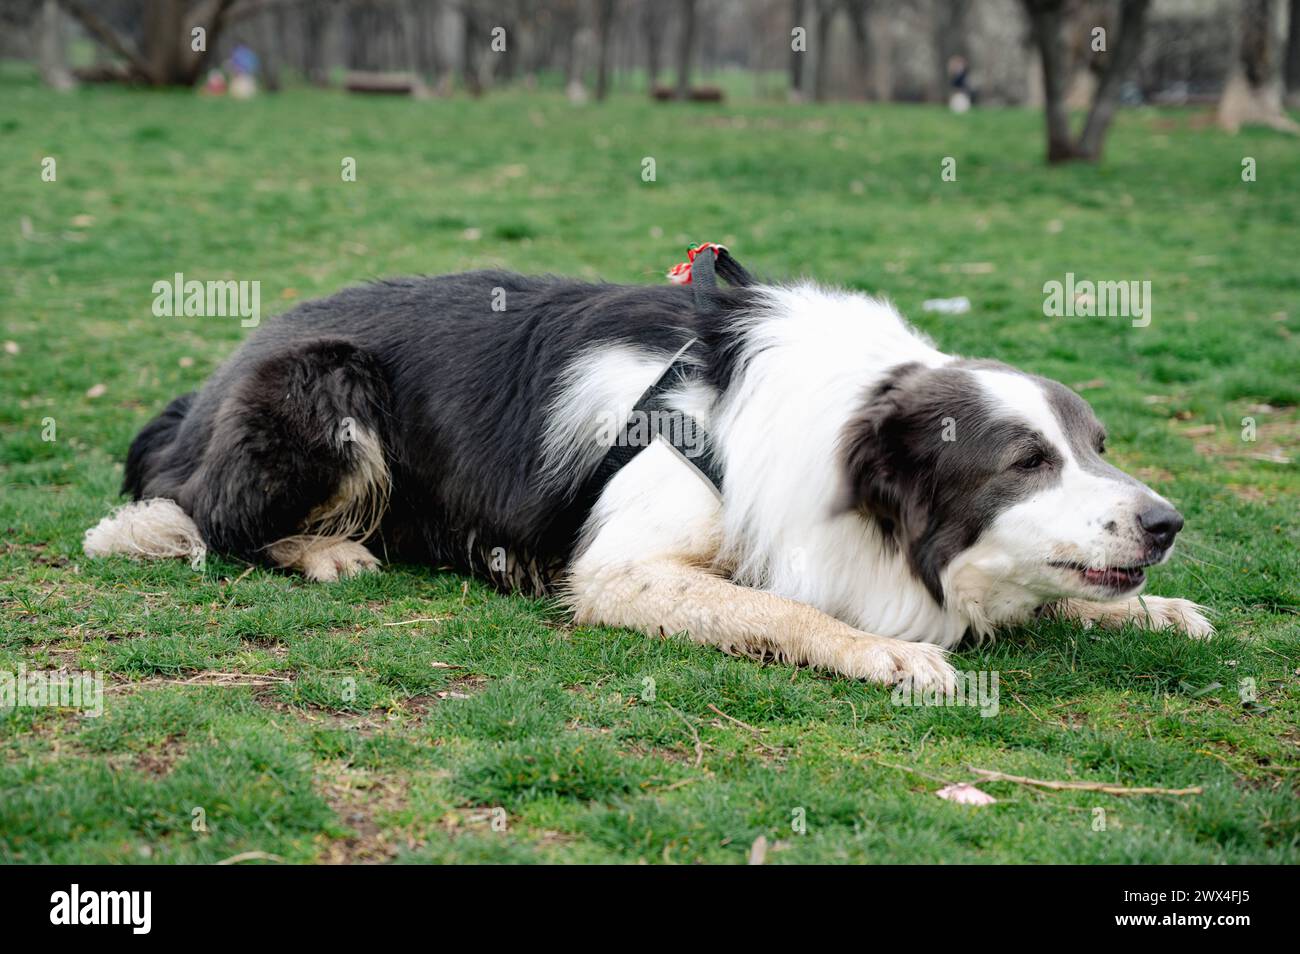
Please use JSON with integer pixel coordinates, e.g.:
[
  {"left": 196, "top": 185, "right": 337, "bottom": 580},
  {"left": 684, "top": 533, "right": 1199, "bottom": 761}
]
[{"left": 56, "top": 0, "right": 153, "bottom": 81}]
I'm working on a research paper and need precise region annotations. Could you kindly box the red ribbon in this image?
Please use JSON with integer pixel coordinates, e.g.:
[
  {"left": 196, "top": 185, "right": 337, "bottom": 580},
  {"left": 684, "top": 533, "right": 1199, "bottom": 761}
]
[{"left": 666, "top": 242, "right": 727, "bottom": 284}]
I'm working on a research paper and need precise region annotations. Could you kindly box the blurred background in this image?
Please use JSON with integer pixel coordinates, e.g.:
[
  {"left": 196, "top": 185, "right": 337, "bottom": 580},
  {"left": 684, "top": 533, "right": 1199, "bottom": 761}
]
[
  {"left": 4, "top": 0, "right": 1299, "bottom": 143},
  {"left": 1, "top": 1, "right": 1297, "bottom": 867}
]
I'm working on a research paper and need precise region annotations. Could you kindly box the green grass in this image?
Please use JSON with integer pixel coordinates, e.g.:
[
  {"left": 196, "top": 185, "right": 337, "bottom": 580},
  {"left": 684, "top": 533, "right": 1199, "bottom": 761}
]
[{"left": 1, "top": 66, "right": 1297, "bottom": 864}]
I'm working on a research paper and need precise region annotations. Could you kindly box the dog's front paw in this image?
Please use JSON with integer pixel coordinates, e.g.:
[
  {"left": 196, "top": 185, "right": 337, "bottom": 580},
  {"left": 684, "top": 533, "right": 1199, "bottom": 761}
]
[
  {"left": 837, "top": 638, "right": 956, "bottom": 691},
  {"left": 1136, "top": 596, "right": 1215, "bottom": 639}
]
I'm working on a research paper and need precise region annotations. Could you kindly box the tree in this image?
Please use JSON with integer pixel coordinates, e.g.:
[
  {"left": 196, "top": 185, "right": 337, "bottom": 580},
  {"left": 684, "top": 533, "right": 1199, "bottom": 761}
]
[
  {"left": 811, "top": 0, "right": 833, "bottom": 102},
  {"left": 39, "top": 0, "right": 75, "bottom": 90},
  {"left": 1022, "top": 0, "right": 1151, "bottom": 163},
  {"left": 57, "top": 0, "right": 237, "bottom": 86},
  {"left": 460, "top": 2, "right": 484, "bottom": 96},
  {"left": 789, "top": 0, "right": 806, "bottom": 99},
  {"left": 844, "top": 0, "right": 873, "bottom": 100},
  {"left": 1217, "top": 0, "right": 1299, "bottom": 133},
  {"left": 1287, "top": 0, "right": 1300, "bottom": 106},
  {"left": 594, "top": 0, "right": 615, "bottom": 100},
  {"left": 644, "top": 0, "right": 664, "bottom": 91},
  {"left": 674, "top": 0, "right": 696, "bottom": 99}
]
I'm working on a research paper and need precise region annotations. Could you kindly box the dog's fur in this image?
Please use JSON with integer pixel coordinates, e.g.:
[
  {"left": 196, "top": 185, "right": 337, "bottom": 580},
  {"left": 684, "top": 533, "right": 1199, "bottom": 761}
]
[{"left": 86, "top": 270, "right": 1211, "bottom": 689}]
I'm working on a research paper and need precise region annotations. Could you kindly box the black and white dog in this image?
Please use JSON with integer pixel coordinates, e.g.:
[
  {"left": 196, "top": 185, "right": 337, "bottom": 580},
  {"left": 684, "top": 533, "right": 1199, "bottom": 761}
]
[{"left": 86, "top": 251, "right": 1211, "bottom": 689}]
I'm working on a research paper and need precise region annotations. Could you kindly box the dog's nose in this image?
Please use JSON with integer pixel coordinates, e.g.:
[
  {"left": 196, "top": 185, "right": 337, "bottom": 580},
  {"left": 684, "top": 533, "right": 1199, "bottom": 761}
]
[{"left": 1138, "top": 503, "right": 1184, "bottom": 550}]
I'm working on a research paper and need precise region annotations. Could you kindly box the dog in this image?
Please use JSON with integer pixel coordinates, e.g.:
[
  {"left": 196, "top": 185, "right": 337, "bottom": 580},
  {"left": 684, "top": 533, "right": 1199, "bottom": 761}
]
[{"left": 85, "top": 255, "right": 1212, "bottom": 690}]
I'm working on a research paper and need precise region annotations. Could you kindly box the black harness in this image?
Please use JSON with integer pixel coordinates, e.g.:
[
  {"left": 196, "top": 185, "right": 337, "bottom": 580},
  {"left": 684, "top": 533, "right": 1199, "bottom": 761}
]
[{"left": 570, "top": 245, "right": 753, "bottom": 514}]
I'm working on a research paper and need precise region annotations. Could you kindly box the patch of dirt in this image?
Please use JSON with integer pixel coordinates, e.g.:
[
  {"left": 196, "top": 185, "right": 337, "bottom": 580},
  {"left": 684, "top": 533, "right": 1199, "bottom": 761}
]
[
  {"left": 132, "top": 735, "right": 186, "bottom": 778},
  {"left": 257, "top": 694, "right": 390, "bottom": 733},
  {"left": 437, "top": 672, "right": 489, "bottom": 700},
  {"left": 621, "top": 741, "right": 706, "bottom": 767},
  {"left": 1179, "top": 411, "right": 1299, "bottom": 467},
  {"left": 1, "top": 541, "right": 70, "bottom": 568},
  {"left": 1133, "top": 466, "right": 1176, "bottom": 485},
  {"left": 315, "top": 762, "right": 412, "bottom": 864},
  {"left": 1227, "top": 484, "right": 1272, "bottom": 504},
  {"left": 255, "top": 679, "right": 475, "bottom": 732}
]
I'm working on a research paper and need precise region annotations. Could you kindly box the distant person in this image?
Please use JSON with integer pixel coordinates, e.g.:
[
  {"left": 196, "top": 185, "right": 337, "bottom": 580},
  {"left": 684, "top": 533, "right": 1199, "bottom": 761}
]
[
  {"left": 228, "top": 45, "right": 259, "bottom": 100},
  {"left": 948, "top": 54, "right": 972, "bottom": 113}
]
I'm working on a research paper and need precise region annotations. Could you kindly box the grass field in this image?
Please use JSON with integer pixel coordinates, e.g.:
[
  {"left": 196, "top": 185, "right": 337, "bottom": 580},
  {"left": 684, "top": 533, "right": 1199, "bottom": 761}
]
[{"left": 1, "top": 67, "right": 1297, "bottom": 864}]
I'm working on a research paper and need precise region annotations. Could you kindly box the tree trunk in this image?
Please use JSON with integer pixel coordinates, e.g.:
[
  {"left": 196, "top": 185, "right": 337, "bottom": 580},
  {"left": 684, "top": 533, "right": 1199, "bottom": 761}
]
[
  {"left": 1024, "top": 0, "right": 1076, "bottom": 161},
  {"left": 812, "top": 0, "right": 833, "bottom": 102},
  {"left": 789, "top": 0, "right": 806, "bottom": 99},
  {"left": 303, "top": 1, "right": 330, "bottom": 85},
  {"left": 1074, "top": 0, "right": 1149, "bottom": 159},
  {"left": 675, "top": 0, "right": 696, "bottom": 99},
  {"left": 645, "top": 0, "right": 663, "bottom": 90},
  {"left": 58, "top": 0, "right": 233, "bottom": 86},
  {"left": 143, "top": 0, "right": 184, "bottom": 84},
  {"left": 39, "top": 0, "right": 76, "bottom": 90},
  {"left": 260, "top": 6, "right": 286, "bottom": 92},
  {"left": 1218, "top": 0, "right": 1299, "bottom": 132},
  {"left": 595, "top": 0, "right": 615, "bottom": 100},
  {"left": 461, "top": 3, "right": 483, "bottom": 96},
  {"left": 845, "top": 0, "right": 871, "bottom": 100},
  {"left": 1023, "top": 0, "right": 1150, "bottom": 162},
  {"left": 1286, "top": 0, "right": 1300, "bottom": 105}
]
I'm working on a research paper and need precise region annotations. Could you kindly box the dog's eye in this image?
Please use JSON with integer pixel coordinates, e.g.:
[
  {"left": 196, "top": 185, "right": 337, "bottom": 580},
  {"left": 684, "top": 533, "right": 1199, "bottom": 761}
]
[{"left": 1015, "top": 452, "right": 1048, "bottom": 471}]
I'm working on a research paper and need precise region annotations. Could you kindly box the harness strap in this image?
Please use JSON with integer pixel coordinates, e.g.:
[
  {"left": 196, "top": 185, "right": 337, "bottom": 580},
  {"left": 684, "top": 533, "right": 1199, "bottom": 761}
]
[
  {"left": 577, "top": 338, "right": 723, "bottom": 504},
  {"left": 560, "top": 246, "right": 754, "bottom": 541}
]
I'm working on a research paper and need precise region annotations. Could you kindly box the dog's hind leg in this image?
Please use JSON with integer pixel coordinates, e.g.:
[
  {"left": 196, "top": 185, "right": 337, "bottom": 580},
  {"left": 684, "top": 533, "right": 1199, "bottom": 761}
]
[{"left": 178, "top": 338, "right": 392, "bottom": 581}]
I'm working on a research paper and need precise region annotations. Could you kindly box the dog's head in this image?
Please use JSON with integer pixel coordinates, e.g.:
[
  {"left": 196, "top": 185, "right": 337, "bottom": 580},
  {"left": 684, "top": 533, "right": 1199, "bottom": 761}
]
[{"left": 840, "top": 360, "right": 1183, "bottom": 616}]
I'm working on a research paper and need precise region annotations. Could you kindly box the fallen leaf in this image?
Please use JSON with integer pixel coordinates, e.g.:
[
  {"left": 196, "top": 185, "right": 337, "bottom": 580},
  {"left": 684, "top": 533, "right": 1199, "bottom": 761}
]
[
  {"left": 936, "top": 782, "right": 997, "bottom": 806},
  {"left": 85, "top": 383, "right": 107, "bottom": 399}
]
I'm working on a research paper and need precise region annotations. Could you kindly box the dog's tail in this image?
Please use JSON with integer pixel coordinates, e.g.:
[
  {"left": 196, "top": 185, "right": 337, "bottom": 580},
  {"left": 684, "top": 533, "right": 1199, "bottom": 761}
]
[
  {"left": 85, "top": 392, "right": 206, "bottom": 564},
  {"left": 83, "top": 498, "right": 205, "bottom": 563}
]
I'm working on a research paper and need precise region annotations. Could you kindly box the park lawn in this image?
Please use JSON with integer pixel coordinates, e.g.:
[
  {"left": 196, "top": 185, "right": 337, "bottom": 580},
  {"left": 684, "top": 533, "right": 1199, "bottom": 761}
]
[{"left": 0, "top": 66, "right": 1297, "bottom": 864}]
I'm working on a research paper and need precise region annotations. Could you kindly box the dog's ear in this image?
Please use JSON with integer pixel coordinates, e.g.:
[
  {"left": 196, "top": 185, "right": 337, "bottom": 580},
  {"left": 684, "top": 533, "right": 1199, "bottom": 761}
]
[{"left": 835, "top": 362, "right": 925, "bottom": 539}]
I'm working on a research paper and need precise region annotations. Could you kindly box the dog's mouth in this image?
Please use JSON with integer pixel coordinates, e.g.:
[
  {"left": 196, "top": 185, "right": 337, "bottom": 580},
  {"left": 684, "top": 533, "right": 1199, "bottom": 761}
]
[{"left": 1049, "top": 558, "right": 1158, "bottom": 593}]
